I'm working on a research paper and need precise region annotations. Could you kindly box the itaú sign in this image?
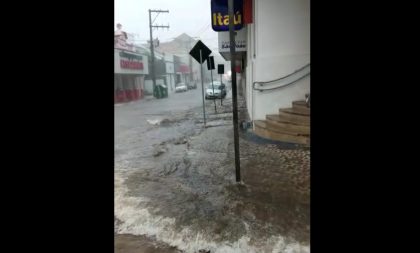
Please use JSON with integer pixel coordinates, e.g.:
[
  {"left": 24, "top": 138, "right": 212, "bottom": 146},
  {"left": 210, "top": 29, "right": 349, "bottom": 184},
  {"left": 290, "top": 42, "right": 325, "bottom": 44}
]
[
  {"left": 211, "top": 0, "right": 243, "bottom": 32},
  {"left": 120, "top": 60, "right": 143, "bottom": 70}
]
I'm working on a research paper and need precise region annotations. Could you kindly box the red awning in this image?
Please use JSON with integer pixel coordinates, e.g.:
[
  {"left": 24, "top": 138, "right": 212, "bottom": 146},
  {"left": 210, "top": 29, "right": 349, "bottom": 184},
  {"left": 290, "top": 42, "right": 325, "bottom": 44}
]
[
  {"left": 243, "top": 0, "right": 253, "bottom": 24},
  {"left": 178, "top": 64, "right": 190, "bottom": 73}
]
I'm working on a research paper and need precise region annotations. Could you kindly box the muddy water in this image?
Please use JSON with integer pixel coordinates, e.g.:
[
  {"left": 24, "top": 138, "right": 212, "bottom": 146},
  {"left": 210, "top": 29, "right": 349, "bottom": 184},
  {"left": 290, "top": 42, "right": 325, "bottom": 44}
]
[{"left": 115, "top": 95, "right": 309, "bottom": 253}]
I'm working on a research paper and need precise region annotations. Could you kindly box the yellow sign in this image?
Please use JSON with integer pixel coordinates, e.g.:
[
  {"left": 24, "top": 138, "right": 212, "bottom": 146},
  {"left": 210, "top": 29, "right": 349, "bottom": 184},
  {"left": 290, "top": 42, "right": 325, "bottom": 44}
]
[
  {"left": 212, "top": 11, "right": 242, "bottom": 27},
  {"left": 211, "top": 0, "right": 243, "bottom": 31}
]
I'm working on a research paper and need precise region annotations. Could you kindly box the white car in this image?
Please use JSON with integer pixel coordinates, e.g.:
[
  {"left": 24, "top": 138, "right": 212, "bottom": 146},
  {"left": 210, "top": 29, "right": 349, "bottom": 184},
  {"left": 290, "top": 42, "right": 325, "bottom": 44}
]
[
  {"left": 205, "top": 82, "right": 226, "bottom": 99},
  {"left": 175, "top": 83, "right": 188, "bottom": 92}
]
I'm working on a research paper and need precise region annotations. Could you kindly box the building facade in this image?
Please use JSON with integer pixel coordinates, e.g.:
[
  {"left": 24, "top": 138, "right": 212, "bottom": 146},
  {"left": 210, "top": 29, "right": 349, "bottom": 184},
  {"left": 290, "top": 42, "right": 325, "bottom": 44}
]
[
  {"left": 216, "top": 0, "right": 310, "bottom": 119},
  {"left": 215, "top": 0, "right": 310, "bottom": 145},
  {"left": 114, "top": 24, "right": 149, "bottom": 103},
  {"left": 244, "top": 0, "right": 310, "bottom": 120},
  {"left": 114, "top": 49, "right": 149, "bottom": 103}
]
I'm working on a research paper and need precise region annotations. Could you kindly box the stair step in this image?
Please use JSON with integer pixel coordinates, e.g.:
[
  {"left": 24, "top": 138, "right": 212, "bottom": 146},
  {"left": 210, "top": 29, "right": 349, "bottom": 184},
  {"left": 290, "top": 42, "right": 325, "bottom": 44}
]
[
  {"left": 293, "top": 101, "right": 310, "bottom": 112},
  {"left": 291, "top": 101, "right": 310, "bottom": 115},
  {"left": 267, "top": 114, "right": 309, "bottom": 126},
  {"left": 293, "top": 100, "right": 309, "bottom": 108},
  {"left": 254, "top": 120, "right": 309, "bottom": 145},
  {"left": 278, "top": 109, "right": 310, "bottom": 125},
  {"left": 265, "top": 117, "right": 310, "bottom": 135},
  {"left": 267, "top": 111, "right": 310, "bottom": 126},
  {"left": 280, "top": 107, "right": 310, "bottom": 116},
  {"left": 293, "top": 106, "right": 310, "bottom": 115}
]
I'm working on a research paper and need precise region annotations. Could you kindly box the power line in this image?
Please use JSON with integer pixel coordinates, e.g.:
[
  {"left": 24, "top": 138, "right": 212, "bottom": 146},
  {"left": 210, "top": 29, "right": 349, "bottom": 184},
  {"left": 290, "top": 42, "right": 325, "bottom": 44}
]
[
  {"left": 194, "top": 23, "right": 209, "bottom": 35},
  {"left": 152, "top": 12, "right": 160, "bottom": 24},
  {"left": 193, "top": 21, "right": 208, "bottom": 33}
]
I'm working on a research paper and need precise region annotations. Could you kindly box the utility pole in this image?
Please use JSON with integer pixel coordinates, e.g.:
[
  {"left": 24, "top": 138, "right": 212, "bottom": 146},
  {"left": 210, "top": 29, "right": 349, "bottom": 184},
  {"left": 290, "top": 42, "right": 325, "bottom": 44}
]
[
  {"left": 148, "top": 9, "right": 169, "bottom": 97},
  {"left": 228, "top": 0, "right": 241, "bottom": 182}
]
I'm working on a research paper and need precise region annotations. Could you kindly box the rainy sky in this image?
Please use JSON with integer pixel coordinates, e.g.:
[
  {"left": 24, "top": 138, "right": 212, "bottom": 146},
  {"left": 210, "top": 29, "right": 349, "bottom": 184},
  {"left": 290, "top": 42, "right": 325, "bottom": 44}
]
[{"left": 115, "top": 0, "right": 219, "bottom": 50}]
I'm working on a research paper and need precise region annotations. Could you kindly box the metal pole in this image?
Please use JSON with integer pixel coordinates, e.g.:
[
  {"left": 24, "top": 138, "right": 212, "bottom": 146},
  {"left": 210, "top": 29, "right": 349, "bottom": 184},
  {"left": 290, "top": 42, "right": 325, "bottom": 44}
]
[
  {"left": 220, "top": 74, "right": 223, "bottom": 105},
  {"left": 199, "top": 49, "right": 206, "bottom": 127},
  {"left": 228, "top": 0, "right": 240, "bottom": 182},
  {"left": 148, "top": 10, "right": 156, "bottom": 97},
  {"left": 210, "top": 66, "right": 216, "bottom": 113}
]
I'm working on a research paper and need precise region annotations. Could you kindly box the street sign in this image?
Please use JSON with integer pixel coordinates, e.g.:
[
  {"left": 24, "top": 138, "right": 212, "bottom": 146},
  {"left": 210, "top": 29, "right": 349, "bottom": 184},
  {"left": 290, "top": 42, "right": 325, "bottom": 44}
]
[
  {"left": 189, "top": 40, "right": 212, "bottom": 64},
  {"left": 211, "top": 0, "right": 243, "bottom": 32},
  {"left": 207, "top": 56, "right": 215, "bottom": 70},
  {"left": 189, "top": 40, "right": 212, "bottom": 127},
  {"left": 217, "top": 64, "right": 224, "bottom": 74}
]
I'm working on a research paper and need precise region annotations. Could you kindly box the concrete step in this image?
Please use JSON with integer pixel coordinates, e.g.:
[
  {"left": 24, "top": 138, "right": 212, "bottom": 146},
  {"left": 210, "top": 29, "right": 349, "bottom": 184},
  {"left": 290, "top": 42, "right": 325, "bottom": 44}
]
[
  {"left": 293, "top": 100, "right": 308, "bottom": 108},
  {"left": 280, "top": 107, "right": 310, "bottom": 116},
  {"left": 266, "top": 111, "right": 310, "bottom": 126},
  {"left": 291, "top": 101, "right": 310, "bottom": 115},
  {"left": 254, "top": 120, "right": 310, "bottom": 145},
  {"left": 278, "top": 109, "right": 310, "bottom": 125},
  {"left": 265, "top": 116, "right": 310, "bottom": 135}
]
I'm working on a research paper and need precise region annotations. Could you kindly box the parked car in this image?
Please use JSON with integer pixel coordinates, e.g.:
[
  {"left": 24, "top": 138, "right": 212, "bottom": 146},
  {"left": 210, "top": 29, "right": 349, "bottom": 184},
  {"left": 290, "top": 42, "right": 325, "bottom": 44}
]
[
  {"left": 205, "top": 81, "right": 226, "bottom": 99},
  {"left": 187, "top": 82, "right": 197, "bottom": 89},
  {"left": 175, "top": 82, "right": 188, "bottom": 93}
]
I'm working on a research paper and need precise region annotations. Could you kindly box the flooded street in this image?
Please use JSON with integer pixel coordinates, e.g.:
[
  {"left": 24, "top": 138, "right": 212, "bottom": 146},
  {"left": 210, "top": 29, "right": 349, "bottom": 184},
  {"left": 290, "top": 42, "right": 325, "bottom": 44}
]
[{"left": 115, "top": 86, "right": 310, "bottom": 253}]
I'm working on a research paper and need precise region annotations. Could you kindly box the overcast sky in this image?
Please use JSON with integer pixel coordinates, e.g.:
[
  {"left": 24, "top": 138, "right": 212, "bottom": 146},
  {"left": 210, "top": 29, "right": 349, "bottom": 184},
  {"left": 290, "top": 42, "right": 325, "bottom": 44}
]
[{"left": 115, "top": 0, "right": 219, "bottom": 50}]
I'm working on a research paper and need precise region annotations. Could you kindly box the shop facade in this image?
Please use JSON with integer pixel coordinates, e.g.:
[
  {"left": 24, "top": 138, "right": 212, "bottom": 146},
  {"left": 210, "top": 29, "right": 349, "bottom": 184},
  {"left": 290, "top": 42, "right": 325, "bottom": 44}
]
[{"left": 114, "top": 49, "right": 149, "bottom": 103}]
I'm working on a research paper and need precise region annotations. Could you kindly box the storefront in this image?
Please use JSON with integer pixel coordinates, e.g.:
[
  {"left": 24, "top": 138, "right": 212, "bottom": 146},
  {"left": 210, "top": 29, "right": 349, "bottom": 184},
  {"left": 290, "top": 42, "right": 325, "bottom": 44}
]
[
  {"left": 176, "top": 64, "right": 190, "bottom": 84},
  {"left": 114, "top": 49, "right": 149, "bottom": 103},
  {"left": 173, "top": 55, "right": 190, "bottom": 85}
]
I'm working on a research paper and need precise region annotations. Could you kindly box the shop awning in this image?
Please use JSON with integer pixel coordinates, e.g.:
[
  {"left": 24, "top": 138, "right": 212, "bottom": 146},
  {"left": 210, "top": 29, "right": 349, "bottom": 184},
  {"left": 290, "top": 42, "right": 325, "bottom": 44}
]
[{"left": 177, "top": 64, "right": 190, "bottom": 73}]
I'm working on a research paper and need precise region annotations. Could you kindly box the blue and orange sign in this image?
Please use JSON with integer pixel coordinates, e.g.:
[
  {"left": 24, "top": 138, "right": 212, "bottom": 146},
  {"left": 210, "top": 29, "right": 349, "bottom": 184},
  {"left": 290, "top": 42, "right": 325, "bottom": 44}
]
[{"left": 211, "top": 0, "right": 243, "bottom": 32}]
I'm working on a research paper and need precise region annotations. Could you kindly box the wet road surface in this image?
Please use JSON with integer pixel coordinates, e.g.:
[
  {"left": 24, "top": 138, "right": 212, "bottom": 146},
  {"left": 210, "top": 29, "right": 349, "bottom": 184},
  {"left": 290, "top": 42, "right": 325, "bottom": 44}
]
[{"left": 115, "top": 85, "right": 310, "bottom": 253}]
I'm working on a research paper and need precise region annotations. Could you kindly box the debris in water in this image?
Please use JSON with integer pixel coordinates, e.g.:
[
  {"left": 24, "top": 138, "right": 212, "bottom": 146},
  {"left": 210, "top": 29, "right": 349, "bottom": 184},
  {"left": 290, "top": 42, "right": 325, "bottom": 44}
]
[
  {"left": 160, "top": 118, "right": 172, "bottom": 126},
  {"left": 147, "top": 119, "right": 161, "bottom": 125},
  {"left": 153, "top": 147, "right": 167, "bottom": 157},
  {"left": 173, "top": 137, "right": 188, "bottom": 145},
  {"left": 147, "top": 118, "right": 172, "bottom": 126}
]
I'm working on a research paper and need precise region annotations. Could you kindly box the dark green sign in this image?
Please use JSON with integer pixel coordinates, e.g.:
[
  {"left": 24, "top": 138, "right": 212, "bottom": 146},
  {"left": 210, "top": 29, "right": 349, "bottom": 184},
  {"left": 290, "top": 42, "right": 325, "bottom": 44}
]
[{"left": 119, "top": 51, "right": 143, "bottom": 61}]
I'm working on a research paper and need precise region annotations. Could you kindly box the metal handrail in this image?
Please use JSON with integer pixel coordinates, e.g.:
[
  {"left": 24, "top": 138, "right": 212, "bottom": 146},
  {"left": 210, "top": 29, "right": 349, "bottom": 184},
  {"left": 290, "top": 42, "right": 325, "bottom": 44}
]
[
  {"left": 254, "top": 72, "right": 310, "bottom": 91},
  {"left": 253, "top": 63, "right": 310, "bottom": 91}
]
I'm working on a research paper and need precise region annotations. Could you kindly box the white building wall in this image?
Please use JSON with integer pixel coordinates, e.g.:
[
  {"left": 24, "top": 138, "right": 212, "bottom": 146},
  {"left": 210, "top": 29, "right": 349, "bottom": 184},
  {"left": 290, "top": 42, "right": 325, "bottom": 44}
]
[
  {"left": 166, "top": 74, "right": 176, "bottom": 93},
  {"left": 247, "top": 0, "right": 310, "bottom": 120},
  {"left": 164, "top": 54, "right": 176, "bottom": 93}
]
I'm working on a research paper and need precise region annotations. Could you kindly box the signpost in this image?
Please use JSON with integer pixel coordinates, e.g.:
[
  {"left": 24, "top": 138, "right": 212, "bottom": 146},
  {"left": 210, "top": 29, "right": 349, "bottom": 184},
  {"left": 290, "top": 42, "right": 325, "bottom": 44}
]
[
  {"left": 228, "top": 0, "right": 241, "bottom": 182},
  {"left": 217, "top": 64, "right": 224, "bottom": 105},
  {"left": 207, "top": 56, "right": 216, "bottom": 113},
  {"left": 189, "top": 40, "right": 212, "bottom": 127},
  {"left": 208, "top": 0, "right": 241, "bottom": 182}
]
